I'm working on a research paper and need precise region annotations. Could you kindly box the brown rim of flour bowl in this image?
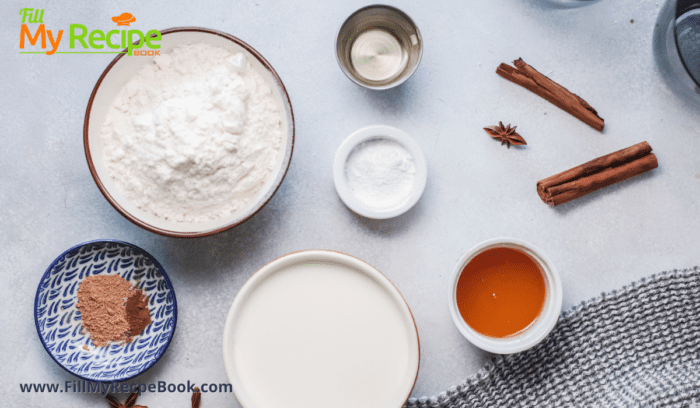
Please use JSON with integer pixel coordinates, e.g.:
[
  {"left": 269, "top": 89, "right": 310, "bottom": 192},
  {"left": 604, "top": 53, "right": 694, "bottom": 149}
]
[{"left": 84, "top": 27, "right": 294, "bottom": 238}]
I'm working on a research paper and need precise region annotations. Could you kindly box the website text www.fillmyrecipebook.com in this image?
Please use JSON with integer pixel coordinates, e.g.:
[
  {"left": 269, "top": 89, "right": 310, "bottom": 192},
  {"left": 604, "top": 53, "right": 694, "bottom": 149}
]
[{"left": 19, "top": 380, "right": 233, "bottom": 396}]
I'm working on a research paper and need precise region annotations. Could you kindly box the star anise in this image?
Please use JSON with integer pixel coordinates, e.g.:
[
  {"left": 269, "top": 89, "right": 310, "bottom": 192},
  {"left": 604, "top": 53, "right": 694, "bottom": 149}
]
[
  {"left": 192, "top": 387, "right": 202, "bottom": 408},
  {"left": 483, "top": 121, "right": 527, "bottom": 148},
  {"left": 106, "top": 393, "right": 147, "bottom": 408}
]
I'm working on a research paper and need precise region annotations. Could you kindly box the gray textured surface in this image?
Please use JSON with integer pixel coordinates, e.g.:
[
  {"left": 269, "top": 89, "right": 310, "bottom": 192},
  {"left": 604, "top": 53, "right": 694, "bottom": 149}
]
[
  {"left": 406, "top": 267, "right": 700, "bottom": 408},
  {"left": 1, "top": 0, "right": 699, "bottom": 406}
]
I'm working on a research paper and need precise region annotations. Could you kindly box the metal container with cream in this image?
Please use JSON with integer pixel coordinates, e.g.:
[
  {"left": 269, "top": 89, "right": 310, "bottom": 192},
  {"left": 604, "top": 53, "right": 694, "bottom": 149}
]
[{"left": 336, "top": 5, "right": 423, "bottom": 90}]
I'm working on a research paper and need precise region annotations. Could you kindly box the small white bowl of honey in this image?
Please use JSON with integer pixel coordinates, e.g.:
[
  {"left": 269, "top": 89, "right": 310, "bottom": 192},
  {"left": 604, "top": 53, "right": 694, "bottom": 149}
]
[{"left": 448, "top": 238, "right": 563, "bottom": 354}]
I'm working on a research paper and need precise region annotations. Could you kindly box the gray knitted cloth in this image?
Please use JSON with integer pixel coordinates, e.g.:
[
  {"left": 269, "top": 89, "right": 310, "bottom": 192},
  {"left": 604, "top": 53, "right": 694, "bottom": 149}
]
[{"left": 406, "top": 267, "right": 700, "bottom": 408}]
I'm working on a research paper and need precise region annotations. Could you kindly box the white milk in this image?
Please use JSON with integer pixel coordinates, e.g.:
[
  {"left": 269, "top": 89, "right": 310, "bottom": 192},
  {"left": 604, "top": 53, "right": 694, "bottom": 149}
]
[{"left": 230, "top": 261, "right": 417, "bottom": 408}]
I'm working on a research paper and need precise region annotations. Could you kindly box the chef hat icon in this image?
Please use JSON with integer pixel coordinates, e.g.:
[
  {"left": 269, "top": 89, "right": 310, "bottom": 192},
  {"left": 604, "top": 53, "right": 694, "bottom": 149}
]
[{"left": 112, "top": 13, "right": 136, "bottom": 26}]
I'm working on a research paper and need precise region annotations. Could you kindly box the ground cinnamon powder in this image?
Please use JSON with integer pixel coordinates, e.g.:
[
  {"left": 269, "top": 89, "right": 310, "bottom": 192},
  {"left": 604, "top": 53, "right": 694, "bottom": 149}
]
[
  {"left": 76, "top": 275, "right": 151, "bottom": 347},
  {"left": 125, "top": 289, "right": 152, "bottom": 338}
]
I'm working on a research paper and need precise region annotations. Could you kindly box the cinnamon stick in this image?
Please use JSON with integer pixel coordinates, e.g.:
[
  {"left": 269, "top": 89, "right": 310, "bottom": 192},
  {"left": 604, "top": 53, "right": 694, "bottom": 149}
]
[
  {"left": 497, "top": 58, "right": 605, "bottom": 131},
  {"left": 192, "top": 386, "right": 201, "bottom": 408},
  {"left": 537, "top": 141, "right": 658, "bottom": 206}
]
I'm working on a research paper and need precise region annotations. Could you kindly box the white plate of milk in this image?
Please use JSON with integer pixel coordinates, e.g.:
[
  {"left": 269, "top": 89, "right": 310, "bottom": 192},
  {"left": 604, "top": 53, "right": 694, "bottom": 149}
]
[{"left": 222, "top": 250, "right": 420, "bottom": 408}]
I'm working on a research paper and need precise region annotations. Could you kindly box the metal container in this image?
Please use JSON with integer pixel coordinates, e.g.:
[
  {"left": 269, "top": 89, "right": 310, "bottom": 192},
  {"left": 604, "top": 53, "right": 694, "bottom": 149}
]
[
  {"left": 539, "top": 0, "right": 601, "bottom": 8},
  {"left": 653, "top": 0, "right": 700, "bottom": 105},
  {"left": 336, "top": 5, "right": 422, "bottom": 90}
]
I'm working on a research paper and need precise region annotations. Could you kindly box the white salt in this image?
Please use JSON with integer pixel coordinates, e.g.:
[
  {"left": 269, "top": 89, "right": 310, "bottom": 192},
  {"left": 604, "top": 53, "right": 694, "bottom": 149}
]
[{"left": 345, "top": 139, "right": 416, "bottom": 208}]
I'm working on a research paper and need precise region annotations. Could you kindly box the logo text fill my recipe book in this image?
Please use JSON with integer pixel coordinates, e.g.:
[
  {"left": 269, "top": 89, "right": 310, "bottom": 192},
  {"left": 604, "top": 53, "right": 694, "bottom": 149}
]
[{"left": 19, "top": 8, "right": 161, "bottom": 56}]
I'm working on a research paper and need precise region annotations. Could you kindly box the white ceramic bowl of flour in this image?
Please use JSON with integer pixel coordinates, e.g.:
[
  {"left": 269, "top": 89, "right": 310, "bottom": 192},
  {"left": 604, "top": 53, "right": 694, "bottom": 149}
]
[
  {"left": 84, "top": 28, "right": 294, "bottom": 237},
  {"left": 334, "top": 125, "right": 427, "bottom": 219},
  {"left": 222, "top": 250, "right": 420, "bottom": 408}
]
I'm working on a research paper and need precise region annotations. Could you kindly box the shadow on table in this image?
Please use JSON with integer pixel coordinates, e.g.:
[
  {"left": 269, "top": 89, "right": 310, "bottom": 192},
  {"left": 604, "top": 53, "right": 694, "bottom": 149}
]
[
  {"left": 356, "top": 76, "right": 419, "bottom": 118},
  {"left": 149, "top": 183, "right": 294, "bottom": 281},
  {"left": 349, "top": 198, "right": 425, "bottom": 236}
]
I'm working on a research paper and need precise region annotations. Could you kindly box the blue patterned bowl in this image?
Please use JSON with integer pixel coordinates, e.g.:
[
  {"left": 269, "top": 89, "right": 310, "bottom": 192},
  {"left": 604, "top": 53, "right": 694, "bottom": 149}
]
[{"left": 34, "top": 240, "right": 177, "bottom": 382}]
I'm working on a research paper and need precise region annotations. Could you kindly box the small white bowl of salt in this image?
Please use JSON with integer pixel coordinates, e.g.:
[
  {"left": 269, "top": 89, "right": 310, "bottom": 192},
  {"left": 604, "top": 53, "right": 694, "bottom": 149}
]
[{"left": 333, "top": 125, "right": 427, "bottom": 219}]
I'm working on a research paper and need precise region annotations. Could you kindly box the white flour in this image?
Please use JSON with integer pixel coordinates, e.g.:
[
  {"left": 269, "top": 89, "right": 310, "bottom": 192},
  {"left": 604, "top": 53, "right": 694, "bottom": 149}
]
[
  {"left": 101, "top": 43, "right": 282, "bottom": 223},
  {"left": 345, "top": 139, "right": 415, "bottom": 208}
]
